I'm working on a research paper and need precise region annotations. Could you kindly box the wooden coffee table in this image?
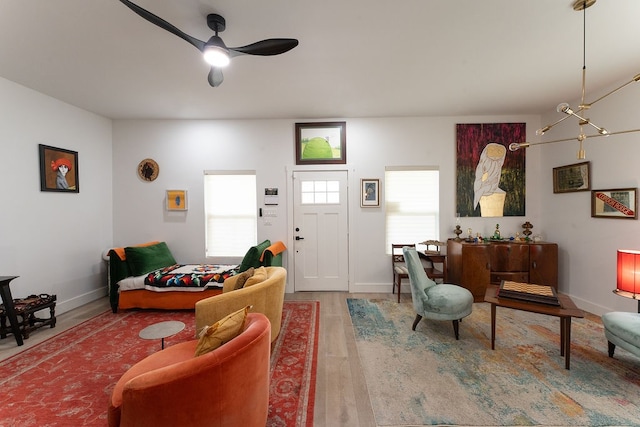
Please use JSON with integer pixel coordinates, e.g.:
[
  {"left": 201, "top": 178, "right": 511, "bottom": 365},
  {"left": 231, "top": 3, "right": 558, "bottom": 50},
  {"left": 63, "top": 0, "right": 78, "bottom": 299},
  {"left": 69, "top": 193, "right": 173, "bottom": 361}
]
[{"left": 484, "top": 285, "right": 584, "bottom": 370}]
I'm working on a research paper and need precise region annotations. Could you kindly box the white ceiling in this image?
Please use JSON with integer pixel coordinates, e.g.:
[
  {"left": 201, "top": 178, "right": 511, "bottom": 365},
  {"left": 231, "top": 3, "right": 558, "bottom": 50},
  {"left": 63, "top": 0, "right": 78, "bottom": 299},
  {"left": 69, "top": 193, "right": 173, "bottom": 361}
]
[{"left": 1, "top": 0, "right": 639, "bottom": 120}]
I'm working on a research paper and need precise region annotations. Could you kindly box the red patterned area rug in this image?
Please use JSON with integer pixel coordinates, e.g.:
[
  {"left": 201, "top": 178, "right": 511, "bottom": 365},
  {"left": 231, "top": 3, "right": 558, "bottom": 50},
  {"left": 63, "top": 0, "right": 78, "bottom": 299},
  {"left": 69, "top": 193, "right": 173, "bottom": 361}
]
[{"left": 0, "top": 300, "right": 319, "bottom": 427}]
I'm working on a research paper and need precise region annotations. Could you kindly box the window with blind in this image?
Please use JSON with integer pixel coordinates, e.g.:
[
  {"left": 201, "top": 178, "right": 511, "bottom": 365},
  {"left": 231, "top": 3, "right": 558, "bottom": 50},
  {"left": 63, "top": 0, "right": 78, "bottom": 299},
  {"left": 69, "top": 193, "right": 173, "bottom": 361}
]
[
  {"left": 204, "top": 171, "right": 257, "bottom": 257},
  {"left": 385, "top": 167, "right": 440, "bottom": 254}
]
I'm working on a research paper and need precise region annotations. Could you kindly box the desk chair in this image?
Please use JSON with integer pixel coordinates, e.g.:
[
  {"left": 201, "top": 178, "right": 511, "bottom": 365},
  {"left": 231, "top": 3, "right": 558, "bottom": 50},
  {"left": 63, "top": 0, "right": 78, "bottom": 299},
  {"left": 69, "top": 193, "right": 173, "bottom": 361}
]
[
  {"left": 392, "top": 243, "right": 444, "bottom": 303},
  {"left": 392, "top": 243, "right": 415, "bottom": 303}
]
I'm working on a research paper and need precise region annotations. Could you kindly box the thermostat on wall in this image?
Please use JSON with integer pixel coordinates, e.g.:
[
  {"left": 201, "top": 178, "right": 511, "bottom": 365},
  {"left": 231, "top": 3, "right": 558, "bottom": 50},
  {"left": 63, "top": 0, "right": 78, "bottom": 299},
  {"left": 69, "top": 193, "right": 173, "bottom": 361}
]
[{"left": 265, "top": 188, "right": 279, "bottom": 205}]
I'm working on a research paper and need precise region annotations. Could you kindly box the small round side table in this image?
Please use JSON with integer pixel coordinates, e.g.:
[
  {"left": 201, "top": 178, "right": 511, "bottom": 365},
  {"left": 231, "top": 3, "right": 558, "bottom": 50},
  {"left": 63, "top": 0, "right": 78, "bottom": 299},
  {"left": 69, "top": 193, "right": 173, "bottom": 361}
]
[{"left": 139, "top": 320, "right": 185, "bottom": 349}]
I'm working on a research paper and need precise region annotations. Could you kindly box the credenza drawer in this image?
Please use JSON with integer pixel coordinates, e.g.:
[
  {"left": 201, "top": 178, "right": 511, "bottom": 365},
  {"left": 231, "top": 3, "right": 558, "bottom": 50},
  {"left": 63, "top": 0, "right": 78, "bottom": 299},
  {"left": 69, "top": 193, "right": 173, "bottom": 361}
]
[{"left": 491, "top": 272, "right": 529, "bottom": 284}]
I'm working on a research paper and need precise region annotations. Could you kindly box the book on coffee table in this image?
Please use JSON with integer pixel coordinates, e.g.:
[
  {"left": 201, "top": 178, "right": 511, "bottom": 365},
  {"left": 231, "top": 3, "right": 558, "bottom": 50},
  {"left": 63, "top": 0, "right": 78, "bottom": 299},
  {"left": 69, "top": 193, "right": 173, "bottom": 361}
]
[{"left": 498, "top": 280, "right": 561, "bottom": 306}]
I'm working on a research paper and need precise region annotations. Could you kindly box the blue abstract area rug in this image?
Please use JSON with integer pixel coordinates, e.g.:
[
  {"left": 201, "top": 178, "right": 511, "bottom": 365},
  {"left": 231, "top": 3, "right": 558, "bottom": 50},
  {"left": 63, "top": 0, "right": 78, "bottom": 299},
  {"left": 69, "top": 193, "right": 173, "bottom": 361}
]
[{"left": 347, "top": 298, "right": 640, "bottom": 426}]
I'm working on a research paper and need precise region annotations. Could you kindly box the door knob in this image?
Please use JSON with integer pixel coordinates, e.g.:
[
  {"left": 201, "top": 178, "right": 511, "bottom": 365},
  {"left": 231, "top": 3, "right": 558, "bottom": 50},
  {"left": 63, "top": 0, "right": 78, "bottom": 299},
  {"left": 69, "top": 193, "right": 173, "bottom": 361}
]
[{"left": 295, "top": 236, "right": 304, "bottom": 240}]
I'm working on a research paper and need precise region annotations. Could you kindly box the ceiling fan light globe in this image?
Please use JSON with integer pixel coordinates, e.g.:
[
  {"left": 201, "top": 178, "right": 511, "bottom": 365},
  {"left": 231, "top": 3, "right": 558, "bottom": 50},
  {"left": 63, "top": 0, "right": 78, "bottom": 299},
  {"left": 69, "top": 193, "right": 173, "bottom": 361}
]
[{"left": 203, "top": 46, "right": 230, "bottom": 67}]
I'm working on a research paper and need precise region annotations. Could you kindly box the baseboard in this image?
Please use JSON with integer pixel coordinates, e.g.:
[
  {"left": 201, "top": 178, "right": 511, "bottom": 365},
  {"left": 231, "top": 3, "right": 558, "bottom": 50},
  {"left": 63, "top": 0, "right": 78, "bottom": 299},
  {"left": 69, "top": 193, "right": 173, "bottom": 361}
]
[
  {"left": 56, "top": 288, "right": 108, "bottom": 315},
  {"left": 569, "top": 294, "right": 611, "bottom": 317},
  {"left": 349, "top": 282, "right": 398, "bottom": 294}
]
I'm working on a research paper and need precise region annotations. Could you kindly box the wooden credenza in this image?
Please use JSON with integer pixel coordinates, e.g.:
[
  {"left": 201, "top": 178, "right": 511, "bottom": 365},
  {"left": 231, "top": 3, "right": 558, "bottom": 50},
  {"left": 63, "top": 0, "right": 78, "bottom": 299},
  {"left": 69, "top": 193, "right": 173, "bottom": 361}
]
[{"left": 447, "top": 239, "right": 558, "bottom": 302}]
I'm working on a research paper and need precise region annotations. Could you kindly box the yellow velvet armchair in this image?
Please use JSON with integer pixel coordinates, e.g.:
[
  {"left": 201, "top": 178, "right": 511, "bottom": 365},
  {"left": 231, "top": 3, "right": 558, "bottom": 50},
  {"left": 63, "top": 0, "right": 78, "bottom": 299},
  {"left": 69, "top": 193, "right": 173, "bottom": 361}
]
[{"left": 195, "top": 266, "right": 286, "bottom": 343}]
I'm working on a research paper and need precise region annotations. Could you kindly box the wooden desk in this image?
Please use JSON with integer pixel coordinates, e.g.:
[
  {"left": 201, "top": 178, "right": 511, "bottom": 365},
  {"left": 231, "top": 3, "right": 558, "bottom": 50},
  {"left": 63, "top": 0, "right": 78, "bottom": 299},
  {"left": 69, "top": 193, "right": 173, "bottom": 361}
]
[
  {"left": 418, "top": 252, "right": 447, "bottom": 282},
  {"left": 484, "top": 284, "right": 583, "bottom": 370},
  {"left": 0, "top": 276, "right": 24, "bottom": 346}
]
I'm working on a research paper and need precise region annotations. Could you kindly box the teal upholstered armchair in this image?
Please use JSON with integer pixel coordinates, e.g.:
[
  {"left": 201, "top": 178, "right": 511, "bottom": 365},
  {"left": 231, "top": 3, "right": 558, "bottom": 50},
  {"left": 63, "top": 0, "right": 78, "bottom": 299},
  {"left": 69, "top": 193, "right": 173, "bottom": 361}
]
[
  {"left": 602, "top": 312, "right": 640, "bottom": 359},
  {"left": 403, "top": 246, "right": 473, "bottom": 339}
]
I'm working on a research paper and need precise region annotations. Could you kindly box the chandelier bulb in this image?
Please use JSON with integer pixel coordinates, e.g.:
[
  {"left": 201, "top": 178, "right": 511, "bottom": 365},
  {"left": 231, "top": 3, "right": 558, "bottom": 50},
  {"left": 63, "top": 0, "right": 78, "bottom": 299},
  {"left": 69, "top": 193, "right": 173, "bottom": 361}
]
[
  {"left": 557, "top": 103, "right": 572, "bottom": 114},
  {"left": 536, "top": 126, "right": 550, "bottom": 136},
  {"left": 508, "top": 142, "right": 529, "bottom": 151}
]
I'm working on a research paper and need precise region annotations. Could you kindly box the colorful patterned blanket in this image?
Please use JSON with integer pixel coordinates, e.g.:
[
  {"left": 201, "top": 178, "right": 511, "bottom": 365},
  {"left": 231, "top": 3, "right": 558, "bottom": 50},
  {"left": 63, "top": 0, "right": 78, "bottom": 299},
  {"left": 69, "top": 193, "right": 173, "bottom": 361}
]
[{"left": 144, "top": 264, "right": 237, "bottom": 289}]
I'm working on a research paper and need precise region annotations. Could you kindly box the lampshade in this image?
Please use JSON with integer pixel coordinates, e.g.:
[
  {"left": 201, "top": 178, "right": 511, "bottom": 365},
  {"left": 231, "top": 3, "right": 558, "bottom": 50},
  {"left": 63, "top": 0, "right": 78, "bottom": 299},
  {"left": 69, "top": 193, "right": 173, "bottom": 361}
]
[
  {"left": 203, "top": 36, "right": 230, "bottom": 67},
  {"left": 616, "top": 249, "right": 640, "bottom": 298}
]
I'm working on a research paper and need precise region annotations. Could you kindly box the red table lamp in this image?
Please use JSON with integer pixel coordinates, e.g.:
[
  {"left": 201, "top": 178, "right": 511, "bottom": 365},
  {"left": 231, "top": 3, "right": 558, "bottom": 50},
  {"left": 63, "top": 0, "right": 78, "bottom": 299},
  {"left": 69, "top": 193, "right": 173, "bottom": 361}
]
[{"left": 615, "top": 249, "right": 640, "bottom": 313}]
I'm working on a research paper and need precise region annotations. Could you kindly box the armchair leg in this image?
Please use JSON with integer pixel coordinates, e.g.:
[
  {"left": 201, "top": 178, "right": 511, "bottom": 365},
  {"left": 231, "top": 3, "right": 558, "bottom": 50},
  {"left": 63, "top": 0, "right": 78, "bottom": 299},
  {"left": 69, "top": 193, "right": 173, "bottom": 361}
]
[
  {"left": 412, "top": 314, "right": 423, "bottom": 331},
  {"left": 608, "top": 341, "right": 616, "bottom": 357},
  {"left": 452, "top": 319, "right": 460, "bottom": 340}
]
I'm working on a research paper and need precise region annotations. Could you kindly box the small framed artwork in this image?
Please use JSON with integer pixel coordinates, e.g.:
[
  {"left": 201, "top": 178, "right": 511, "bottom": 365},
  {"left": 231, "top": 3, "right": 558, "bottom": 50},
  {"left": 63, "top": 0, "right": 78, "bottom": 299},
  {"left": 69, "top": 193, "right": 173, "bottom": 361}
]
[
  {"left": 552, "top": 161, "right": 591, "bottom": 193},
  {"left": 295, "top": 121, "right": 346, "bottom": 165},
  {"left": 166, "top": 190, "right": 188, "bottom": 211},
  {"left": 39, "top": 144, "right": 79, "bottom": 193},
  {"left": 361, "top": 179, "right": 380, "bottom": 207},
  {"left": 591, "top": 188, "right": 637, "bottom": 219}
]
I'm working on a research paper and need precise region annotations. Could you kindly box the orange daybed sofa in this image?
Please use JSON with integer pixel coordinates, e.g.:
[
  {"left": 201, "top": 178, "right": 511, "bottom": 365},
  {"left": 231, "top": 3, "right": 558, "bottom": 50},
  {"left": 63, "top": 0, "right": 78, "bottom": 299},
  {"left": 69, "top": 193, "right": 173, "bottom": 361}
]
[{"left": 107, "top": 240, "right": 285, "bottom": 312}]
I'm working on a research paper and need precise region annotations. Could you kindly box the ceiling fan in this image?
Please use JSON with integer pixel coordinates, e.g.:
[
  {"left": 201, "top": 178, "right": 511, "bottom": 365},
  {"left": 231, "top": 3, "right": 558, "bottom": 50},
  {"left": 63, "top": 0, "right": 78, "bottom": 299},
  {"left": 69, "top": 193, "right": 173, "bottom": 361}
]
[{"left": 119, "top": 0, "right": 299, "bottom": 87}]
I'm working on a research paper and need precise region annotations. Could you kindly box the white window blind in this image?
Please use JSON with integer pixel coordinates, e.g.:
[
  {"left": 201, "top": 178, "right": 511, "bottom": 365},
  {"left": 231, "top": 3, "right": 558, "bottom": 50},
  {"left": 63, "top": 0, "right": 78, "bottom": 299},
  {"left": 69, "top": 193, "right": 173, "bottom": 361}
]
[
  {"left": 204, "top": 171, "right": 257, "bottom": 257},
  {"left": 385, "top": 167, "right": 440, "bottom": 254}
]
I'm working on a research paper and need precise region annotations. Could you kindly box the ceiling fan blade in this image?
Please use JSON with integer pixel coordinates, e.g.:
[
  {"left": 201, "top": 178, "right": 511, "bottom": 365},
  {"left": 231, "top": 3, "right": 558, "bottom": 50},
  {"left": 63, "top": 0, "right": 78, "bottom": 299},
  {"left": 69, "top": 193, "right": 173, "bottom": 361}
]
[
  {"left": 229, "top": 39, "right": 299, "bottom": 57},
  {"left": 208, "top": 67, "right": 224, "bottom": 87},
  {"left": 119, "top": 0, "right": 206, "bottom": 52}
]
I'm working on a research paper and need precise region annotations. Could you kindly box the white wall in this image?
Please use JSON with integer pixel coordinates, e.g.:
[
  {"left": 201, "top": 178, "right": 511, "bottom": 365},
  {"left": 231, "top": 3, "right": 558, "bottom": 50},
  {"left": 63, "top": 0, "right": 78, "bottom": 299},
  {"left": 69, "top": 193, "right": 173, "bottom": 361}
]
[
  {"left": 113, "top": 114, "right": 543, "bottom": 294},
  {"left": 0, "top": 77, "right": 113, "bottom": 314},
  {"left": 538, "top": 74, "right": 640, "bottom": 315},
  {"left": 6, "top": 71, "right": 633, "bottom": 317},
  {"left": 9, "top": 70, "right": 632, "bottom": 317}
]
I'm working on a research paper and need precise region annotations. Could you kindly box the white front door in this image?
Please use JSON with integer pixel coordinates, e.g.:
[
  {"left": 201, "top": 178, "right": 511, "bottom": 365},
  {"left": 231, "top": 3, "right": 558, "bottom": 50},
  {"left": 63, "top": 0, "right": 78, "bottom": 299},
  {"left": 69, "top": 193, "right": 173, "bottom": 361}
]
[{"left": 292, "top": 170, "right": 349, "bottom": 291}]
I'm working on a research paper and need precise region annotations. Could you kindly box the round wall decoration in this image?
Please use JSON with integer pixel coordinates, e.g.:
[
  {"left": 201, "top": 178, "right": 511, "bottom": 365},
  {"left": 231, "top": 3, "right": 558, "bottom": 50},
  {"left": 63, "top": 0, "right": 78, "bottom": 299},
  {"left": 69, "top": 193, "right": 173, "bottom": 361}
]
[{"left": 137, "top": 158, "right": 159, "bottom": 182}]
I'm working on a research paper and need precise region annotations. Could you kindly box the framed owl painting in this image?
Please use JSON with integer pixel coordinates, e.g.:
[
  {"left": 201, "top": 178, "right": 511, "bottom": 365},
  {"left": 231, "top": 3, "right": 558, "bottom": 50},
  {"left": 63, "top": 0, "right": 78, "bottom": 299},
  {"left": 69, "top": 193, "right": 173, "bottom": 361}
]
[{"left": 455, "top": 123, "right": 526, "bottom": 218}]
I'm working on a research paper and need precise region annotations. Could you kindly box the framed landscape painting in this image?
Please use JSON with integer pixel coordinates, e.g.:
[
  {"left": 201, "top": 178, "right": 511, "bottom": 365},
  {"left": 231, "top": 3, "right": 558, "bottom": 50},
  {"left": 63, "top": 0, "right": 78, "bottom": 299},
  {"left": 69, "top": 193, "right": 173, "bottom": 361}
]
[
  {"left": 553, "top": 162, "right": 590, "bottom": 193},
  {"left": 295, "top": 122, "right": 346, "bottom": 165}
]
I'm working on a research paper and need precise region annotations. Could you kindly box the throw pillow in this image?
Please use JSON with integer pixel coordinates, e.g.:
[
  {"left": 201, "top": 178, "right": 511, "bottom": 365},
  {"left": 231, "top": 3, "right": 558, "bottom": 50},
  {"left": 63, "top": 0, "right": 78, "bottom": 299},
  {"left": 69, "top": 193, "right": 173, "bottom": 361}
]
[
  {"left": 233, "top": 267, "right": 255, "bottom": 290},
  {"left": 125, "top": 242, "right": 177, "bottom": 276},
  {"left": 194, "top": 306, "right": 250, "bottom": 357},
  {"left": 243, "top": 266, "right": 267, "bottom": 287}
]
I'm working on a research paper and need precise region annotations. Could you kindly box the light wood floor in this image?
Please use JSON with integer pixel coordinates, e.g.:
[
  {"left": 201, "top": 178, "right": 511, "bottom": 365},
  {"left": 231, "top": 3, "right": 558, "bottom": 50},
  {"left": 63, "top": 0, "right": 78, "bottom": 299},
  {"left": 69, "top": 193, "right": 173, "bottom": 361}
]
[{"left": 0, "top": 291, "right": 399, "bottom": 427}]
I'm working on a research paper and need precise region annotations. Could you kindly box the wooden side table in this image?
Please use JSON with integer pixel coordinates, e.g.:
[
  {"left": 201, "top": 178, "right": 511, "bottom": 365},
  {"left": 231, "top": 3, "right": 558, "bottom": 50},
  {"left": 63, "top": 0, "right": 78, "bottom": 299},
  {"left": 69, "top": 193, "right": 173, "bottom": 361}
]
[{"left": 0, "top": 276, "right": 23, "bottom": 346}]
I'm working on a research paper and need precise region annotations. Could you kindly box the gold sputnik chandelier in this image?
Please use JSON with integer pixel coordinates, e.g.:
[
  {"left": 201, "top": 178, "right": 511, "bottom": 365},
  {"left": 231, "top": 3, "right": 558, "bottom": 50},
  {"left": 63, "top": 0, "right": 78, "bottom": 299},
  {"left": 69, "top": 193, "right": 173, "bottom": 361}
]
[{"left": 509, "top": 0, "right": 640, "bottom": 159}]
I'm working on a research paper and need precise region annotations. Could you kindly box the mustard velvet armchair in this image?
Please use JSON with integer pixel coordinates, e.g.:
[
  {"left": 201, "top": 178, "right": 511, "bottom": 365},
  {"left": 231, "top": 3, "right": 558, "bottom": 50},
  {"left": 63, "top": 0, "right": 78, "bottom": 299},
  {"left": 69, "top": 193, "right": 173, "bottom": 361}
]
[
  {"left": 195, "top": 266, "right": 287, "bottom": 343},
  {"left": 108, "top": 313, "right": 271, "bottom": 427}
]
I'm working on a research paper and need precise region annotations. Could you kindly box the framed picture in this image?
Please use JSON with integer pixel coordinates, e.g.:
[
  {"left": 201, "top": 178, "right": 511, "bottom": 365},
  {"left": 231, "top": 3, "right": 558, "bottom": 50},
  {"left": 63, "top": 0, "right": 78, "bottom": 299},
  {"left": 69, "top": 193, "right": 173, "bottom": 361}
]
[
  {"left": 295, "top": 121, "right": 346, "bottom": 165},
  {"left": 591, "top": 188, "right": 637, "bottom": 219},
  {"left": 39, "top": 144, "right": 79, "bottom": 193},
  {"left": 553, "top": 161, "right": 591, "bottom": 193},
  {"left": 361, "top": 179, "right": 380, "bottom": 207},
  {"left": 455, "top": 123, "right": 526, "bottom": 217},
  {"left": 166, "top": 190, "right": 188, "bottom": 211}
]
